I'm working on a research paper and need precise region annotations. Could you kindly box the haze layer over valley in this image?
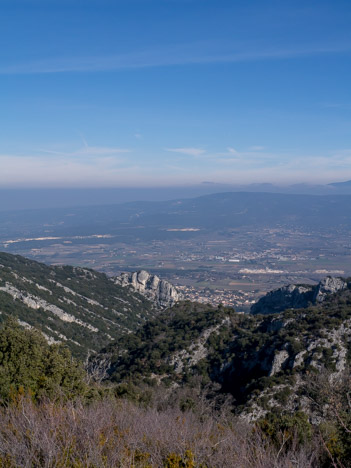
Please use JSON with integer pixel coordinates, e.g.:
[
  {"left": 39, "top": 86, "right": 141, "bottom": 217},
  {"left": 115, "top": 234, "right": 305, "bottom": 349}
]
[{"left": 1, "top": 191, "right": 351, "bottom": 311}]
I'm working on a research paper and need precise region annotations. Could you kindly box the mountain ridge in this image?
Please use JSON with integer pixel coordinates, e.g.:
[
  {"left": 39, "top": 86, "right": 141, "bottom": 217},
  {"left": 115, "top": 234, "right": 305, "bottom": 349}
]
[
  {"left": 250, "top": 276, "right": 348, "bottom": 315},
  {"left": 2, "top": 191, "right": 351, "bottom": 244},
  {"left": 0, "top": 252, "right": 157, "bottom": 358},
  {"left": 92, "top": 279, "right": 351, "bottom": 421}
]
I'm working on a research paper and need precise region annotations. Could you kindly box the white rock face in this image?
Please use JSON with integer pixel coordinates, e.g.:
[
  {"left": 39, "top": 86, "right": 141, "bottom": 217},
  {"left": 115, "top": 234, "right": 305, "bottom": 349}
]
[
  {"left": 169, "top": 318, "right": 230, "bottom": 373},
  {"left": 113, "top": 270, "right": 183, "bottom": 308},
  {"left": 293, "top": 350, "right": 306, "bottom": 368},
  {"left": 313, "top": 276, "right": 347, "bottom": 303},
  {"left": 0, "top": 282, "right": 98, "bottom": 332},
  {"left": 269, "top": 350, "right": 290, "bottom": 376}
]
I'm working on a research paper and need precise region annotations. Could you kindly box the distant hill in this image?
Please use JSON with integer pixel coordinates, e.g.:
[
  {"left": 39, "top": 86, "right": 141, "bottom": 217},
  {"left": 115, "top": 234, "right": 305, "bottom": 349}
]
[
  {"left": 2, "top": 192, "right": 351, "bottom": 247},
  {"left": 2, "top": 182, "right": 351, "bottom": 212},
  {"left": 0, "top": 252, "right": 157, "bottom": 359},
  {"left": 93, "top": 280, "right": 351, "bottom": 420},
  {"left": 328, "top": 179, "right": 351, "bottom": 187},
  {"left": 250, "top": 276, "right": 348, "bottom": 315}
]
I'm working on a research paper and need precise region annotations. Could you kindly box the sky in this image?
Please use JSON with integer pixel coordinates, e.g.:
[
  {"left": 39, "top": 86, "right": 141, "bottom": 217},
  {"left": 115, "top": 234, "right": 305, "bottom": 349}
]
[{"left": 1, "top": 0, "right": 351, "bottom": 188}]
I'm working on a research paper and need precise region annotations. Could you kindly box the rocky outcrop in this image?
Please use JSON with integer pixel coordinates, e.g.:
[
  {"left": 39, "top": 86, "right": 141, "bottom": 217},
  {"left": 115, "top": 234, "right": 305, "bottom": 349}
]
[
  {"left": 91, "top": 283, "right": 351, "bottom": 423},
  {"left": 313, "top": 276, "right": 347, "bottom": 303},
  {"left": 112, "top": 270, "right": 183, "bottom": 308},
  {"left": 251, "top": 276, "right": 348, "bottom": 315},
  {"left": 0, "top": 282, "right": 99, "bottom": 331},
  {"left": 269, "top": 349, "right": 290, "bottom": 376},
  {"left": 168, "top": 317, "right": 231, "bottom": 374},
  {"left": 250, "top": 284, "right": 314, "bottom": 315}
]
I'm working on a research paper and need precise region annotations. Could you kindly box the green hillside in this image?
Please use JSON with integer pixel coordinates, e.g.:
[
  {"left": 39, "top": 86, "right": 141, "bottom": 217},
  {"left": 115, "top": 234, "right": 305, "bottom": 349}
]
[
  {"left": 95, "top": 282, "right": 351, "bottom": 420},
  {"left": 0, "top": 252, "right": 156, "bottom": 359}
]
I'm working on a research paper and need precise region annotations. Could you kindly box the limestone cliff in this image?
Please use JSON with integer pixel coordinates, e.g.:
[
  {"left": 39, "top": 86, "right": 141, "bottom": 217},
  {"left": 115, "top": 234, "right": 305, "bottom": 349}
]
[
  {"left": 92, "top": 284, "right": 351, "bottom": 422},
  {"left": 251, "top": 276, "right": 347, "bottom": 315},
  {"left": 313, "top": 276, "right": 347, "bottom": 302},
  {"left": 112, "top": 270, "right": 183, "bottom": 308}
]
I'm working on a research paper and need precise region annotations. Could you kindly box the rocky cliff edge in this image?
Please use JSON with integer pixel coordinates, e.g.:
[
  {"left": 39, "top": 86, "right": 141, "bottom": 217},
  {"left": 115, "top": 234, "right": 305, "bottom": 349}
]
[{"left": 112, "top": 270, "right": 183, "bottom": 308}]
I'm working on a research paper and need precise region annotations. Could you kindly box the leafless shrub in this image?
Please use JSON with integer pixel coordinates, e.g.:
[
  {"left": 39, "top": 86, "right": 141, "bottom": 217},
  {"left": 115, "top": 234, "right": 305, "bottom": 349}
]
[
  {"left": 0, "top": 396, "right": 323, "bottom": 467},
  {"left": 85, "top": 351, "right": 112, "bottom": 384}
]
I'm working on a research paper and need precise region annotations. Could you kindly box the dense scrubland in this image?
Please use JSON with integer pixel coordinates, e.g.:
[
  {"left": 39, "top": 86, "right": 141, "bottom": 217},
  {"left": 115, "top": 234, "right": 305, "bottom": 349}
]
[
  {"left": 1, "top": 253, "right": 351, "bottom": 466},
  {"left": 1, "top": 319, "right": 351, "bottom": 467}
]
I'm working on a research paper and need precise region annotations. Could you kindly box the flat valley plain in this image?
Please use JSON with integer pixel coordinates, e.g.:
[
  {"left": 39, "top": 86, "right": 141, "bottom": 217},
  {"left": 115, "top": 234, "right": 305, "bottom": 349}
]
[{"left": 1, "top": 192, "right": 350, "bottom": 312}]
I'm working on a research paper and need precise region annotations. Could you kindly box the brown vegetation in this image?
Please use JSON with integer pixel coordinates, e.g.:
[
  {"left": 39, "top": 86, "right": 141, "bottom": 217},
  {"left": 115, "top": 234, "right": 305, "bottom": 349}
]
[{"left": 0, "top": 396, "right": 321, "bottom": 468}]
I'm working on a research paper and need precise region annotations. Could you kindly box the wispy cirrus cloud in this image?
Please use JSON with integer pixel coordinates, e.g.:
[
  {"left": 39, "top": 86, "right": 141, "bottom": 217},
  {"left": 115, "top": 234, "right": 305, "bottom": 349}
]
[
  {"left": 211, "top": 147, "right": 351, "bottom": 181},
  {"left": 226, "top": 147, "right": 240, "bottom": 156},
  {"left": 1, "top": 40, "right": 350, "bottom": 75},
  {"left": 40, "top": 145, "right": 131, "bottom": 158},
  {"left": 289, "top": 149, "right": 351, "bottom": 169},
  {"left": 1, "top": 143, "right": 351, "bottom": 187},
  {"left": 165, "top": 147, "right": 206, "bottom": 157}
]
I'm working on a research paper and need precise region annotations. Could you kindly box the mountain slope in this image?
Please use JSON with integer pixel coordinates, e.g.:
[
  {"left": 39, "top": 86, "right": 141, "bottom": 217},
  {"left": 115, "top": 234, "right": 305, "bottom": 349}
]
[
  {"left": 250, "top": 276, "right": 348, "bottom": 315},
  {"left": 95, "top": 301, "right": 234, "bottom": 384},
  {"left": 0, "top": 252, "right": 156, "bottom": 358},
  {"left": 94, "top": 281, "right": 351, "bottom": 420}
]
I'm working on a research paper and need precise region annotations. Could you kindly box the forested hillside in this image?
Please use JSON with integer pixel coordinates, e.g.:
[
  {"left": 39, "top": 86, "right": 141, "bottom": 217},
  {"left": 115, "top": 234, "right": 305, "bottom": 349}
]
[
  {"left": 94, "top": 281, "right": 351, "bottom": 422},
  {"left": 0, "top": 252, "right": 156, "bottom": 358},
  {"left": 2, "top": 296, "right": 351, "bottom": 467},
  {"left": 2, "top": 252, "right": 351, "bottom": 466}
]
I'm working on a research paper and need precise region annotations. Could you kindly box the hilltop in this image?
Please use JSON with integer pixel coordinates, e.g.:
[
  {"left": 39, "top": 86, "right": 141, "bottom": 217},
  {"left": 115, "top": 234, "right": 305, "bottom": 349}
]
[
  {"left": 2, "top": 249, "right": 351, "bottom": 423},
  {"left": 251, "top": 276, "right": 348, "bottom": 315}
]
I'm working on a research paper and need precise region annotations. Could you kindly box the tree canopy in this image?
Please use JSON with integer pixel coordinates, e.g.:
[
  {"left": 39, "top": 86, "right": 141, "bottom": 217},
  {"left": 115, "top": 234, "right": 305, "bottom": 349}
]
[{"left": 0, "top": 319, "right": 87, "bottom": 401}]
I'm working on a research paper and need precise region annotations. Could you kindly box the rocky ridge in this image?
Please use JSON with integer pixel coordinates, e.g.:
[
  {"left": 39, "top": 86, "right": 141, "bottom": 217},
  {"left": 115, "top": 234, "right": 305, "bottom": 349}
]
[
  {"left": 112, "top": 270, "right": 183, "bottom": 308},
  {"left": 0, "top": 252, "right": 156, "bottom": 358},
  {"left": 94, "top": 279, "right": 351, "bottom": 422},
  {"left": 250, "top": 276, "right": 348, "bottom": 315}
]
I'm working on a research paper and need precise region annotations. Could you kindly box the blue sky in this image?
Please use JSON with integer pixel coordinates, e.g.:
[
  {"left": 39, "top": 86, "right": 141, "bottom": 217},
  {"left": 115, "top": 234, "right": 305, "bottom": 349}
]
[{"left": 1, "top": 0, "right": 351, "bottom": 187}]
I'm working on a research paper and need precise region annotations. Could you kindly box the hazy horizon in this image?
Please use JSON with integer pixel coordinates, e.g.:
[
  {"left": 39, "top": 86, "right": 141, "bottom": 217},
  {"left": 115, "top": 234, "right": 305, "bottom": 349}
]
[{"left": 1, "top": 179, "right": 351, "bottom": 211}]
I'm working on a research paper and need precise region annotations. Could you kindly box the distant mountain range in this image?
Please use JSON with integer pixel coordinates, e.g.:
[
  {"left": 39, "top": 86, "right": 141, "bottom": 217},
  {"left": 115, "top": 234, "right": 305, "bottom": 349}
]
[
  {"left": 328, "top": 179, "right": 351, "bottom": 187},
  {"left": 1, "top": 191, "right": 351, "bottom": 248},
  {"left": 1, "top": 181, "right": 351, "bottom": 211}
]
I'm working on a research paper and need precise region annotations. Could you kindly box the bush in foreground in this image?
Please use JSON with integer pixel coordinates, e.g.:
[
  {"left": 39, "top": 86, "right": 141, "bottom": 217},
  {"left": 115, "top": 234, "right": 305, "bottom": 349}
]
[
  {"left": 0, "top": 397, "right": 321, "bottom": 468},
  {"left": 0, "top": 319, "right": 87, "bottom": 402}
]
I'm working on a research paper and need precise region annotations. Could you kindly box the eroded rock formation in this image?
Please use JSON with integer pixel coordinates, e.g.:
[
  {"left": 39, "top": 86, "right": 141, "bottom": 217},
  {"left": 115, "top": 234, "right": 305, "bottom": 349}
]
[{"left": 113, "top": 270, "right": 183, "bottom": 308}]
